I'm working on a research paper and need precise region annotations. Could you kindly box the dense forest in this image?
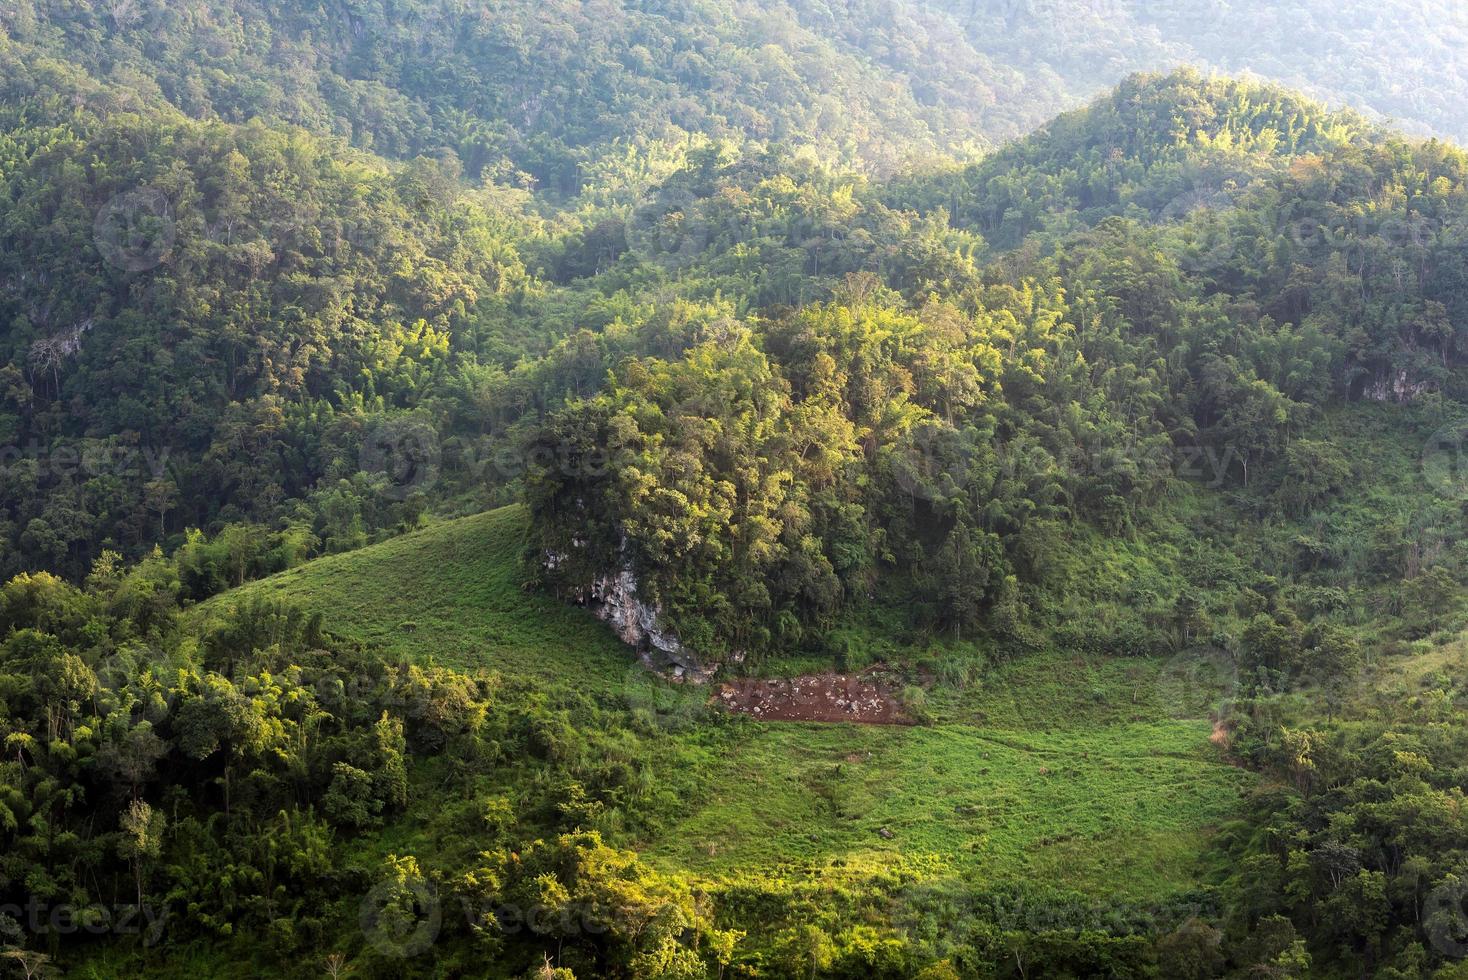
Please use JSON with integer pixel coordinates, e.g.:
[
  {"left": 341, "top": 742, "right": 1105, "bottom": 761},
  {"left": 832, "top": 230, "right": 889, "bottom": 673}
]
[
  {"left": 528, "top": 71, "right": 1468, "bottom": 670},
  {"left": 1, "top": 1, "right": 1468, "bottom": 977},
  {"left": 0, "top": 532, "right": 1462, "bottom": 978},
  {"left": 7, "top": 0, "right": 1468, "bottom": 189}
]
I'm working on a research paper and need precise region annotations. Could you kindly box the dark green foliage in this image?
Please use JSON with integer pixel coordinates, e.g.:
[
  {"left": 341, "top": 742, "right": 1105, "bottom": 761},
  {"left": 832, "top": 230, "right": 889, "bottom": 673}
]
[
  {"left": 0, "top": 94, "right": 536, "bottom": 577},
  {"left": 1222, "top": 704, "right": 1468, "bottom": 976},
  {"left": 0, "top": 563, "right": 745, "bottom": 977},
  {"left": 529, "top": 74, "right": 1468, "bottom": 663},
  {"left": 0, "top": 6, "right": 1467, "bottom": 974}
]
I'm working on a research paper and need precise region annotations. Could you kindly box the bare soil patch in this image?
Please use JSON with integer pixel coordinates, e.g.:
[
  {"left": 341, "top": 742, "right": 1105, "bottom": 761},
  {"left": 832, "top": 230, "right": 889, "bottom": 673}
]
[
  {"left": 714, "top": 667, "right": 911, "bottom": 724},
  {"left": 1210, "top": 715, "right": 1235, "bottom": 750}
]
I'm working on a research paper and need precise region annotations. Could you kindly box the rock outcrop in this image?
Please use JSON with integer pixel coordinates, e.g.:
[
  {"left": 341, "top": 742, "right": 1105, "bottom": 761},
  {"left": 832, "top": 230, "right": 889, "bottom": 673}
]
[
  {"left": 579, "top": 567, "right": 718, "bottom": 682},
  {"left": 1363, "top": 369, "right": 1432, "bottom": 403}
]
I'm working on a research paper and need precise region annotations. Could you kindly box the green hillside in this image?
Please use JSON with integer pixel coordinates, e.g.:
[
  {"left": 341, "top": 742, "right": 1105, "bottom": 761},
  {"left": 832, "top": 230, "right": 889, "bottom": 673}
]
[
  {"left": 3, "top": 8, "right": 1468, "bottom": 972},
  {"left": 200, "top": 504, "right": 1250, "bottom": 900},
  {"left": 9, "top": 0, "right": 1468, "bottom": 186},
  {"left": 195, "top": 507, "right": 632, "bottom": 690}
]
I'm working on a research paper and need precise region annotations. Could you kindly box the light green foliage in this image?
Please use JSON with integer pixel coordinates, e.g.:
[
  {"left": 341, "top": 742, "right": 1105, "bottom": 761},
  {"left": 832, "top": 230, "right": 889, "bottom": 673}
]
[
  {"left": 0, "top": 7, "right": 1466, "bottom": 976},
  {"left": 200, "top": 508, "right": 638, "bottom": 688},
  {"left": 184, "top": 507, "right": 1256, "bottom": 970}
]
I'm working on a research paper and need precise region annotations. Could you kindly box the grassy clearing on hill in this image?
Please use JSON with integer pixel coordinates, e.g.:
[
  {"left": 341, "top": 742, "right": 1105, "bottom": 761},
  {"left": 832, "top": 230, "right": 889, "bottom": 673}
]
[
  {"left": 193, "top": 504, "right": 1251, "bottom": 908},
  {"left": 644, "top": 717, "right": 1250, "bottom": 901},
  {"left": 194, "top": 506, "right": 640, "bottom": 694}
]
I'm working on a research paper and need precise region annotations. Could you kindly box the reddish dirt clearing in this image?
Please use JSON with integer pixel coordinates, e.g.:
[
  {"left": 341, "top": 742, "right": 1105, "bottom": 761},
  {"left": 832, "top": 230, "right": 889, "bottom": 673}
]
[{"left": 714, "top": 668, "right": 912, "bottom": 724}]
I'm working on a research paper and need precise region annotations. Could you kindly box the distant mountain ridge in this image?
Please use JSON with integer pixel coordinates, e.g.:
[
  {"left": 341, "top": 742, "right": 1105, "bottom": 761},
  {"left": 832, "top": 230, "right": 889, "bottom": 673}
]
[{"left": 5, "top": 0, "right": 1468, "bottom": 193}]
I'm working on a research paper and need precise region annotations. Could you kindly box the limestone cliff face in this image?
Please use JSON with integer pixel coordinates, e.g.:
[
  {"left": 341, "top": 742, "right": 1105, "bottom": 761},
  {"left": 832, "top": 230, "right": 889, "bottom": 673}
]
[
  {"left": 546, "top": 538, "right": 730, "bottom": 680},
  {"left": 1363, "top": 370, "right": 1432, "bottom": 403},
  {"left": 568, "top": 565, "right": 721, "bottom": 681},
  {"left": 586, "top": 569, "right": 684, "bottom": 661}
]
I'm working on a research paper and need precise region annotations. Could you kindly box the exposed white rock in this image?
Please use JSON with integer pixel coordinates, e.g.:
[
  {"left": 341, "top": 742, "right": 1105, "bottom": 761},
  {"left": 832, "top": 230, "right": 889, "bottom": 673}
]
[
  {"left": 1363, "top": 369, "right": 1432, "bottom": 403},
  {"left": 578, "top": 566, "right": 718, "bottom": 682}
]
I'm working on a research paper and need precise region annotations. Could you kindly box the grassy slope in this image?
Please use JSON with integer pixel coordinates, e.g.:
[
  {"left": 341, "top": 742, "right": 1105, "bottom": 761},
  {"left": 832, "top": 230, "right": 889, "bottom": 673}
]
[
  {"left": 195, "top": 506, "right": 633, "bottom": 692},
  {"left": 196, "top": 504, "right": 1252, "bottom": 905},
  {"left": 651, "top": 718, "right": 1249, "bottom": 900}
]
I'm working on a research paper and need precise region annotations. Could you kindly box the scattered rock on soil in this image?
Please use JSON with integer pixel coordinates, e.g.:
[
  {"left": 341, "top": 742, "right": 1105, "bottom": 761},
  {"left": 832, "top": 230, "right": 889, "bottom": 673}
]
[{"left": 713, "top": 667, "right": 912, "bottom": 724}]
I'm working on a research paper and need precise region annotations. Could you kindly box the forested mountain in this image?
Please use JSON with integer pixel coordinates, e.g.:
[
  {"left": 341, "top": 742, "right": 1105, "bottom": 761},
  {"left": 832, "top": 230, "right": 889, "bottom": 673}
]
[
  {"left": 528, "top": 71, "right": 1468, "bottom": 669},
  {"left": 912, "top": 0, "right": 1468, "bottom": 144},
  {"left": 8, "top": 60, "right": 1467, "bottom": 592},
  {"left": 0, "top": 95, "right": 537, "bottom": 578},
  {"left": 6, "top": 0, "right": 1468, "bottom": 193},
  {"left": 5, "top": 41, "right": 1468, "bottom": 624},
  {"left": 0, "top": 0, "right": 996, "bottom": 188},
  {"left": 2, "top": 5, "right": 1468, "bottom": 977}
]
